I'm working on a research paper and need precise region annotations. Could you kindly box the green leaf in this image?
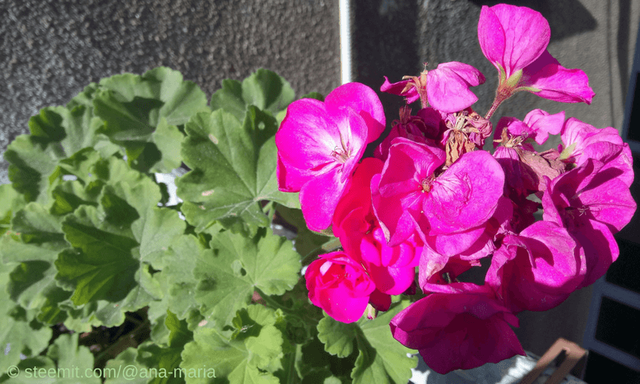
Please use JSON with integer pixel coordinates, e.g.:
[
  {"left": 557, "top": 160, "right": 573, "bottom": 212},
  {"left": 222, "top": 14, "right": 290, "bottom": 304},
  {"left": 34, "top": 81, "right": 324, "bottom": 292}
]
[
  {"left": 210, "top": 79, "right": 245, "bottom": 120},
  {"left": 194, "top": 227, "right": 300, "bottom": 329},
  {"left": 56, "top": 147, "right": 104, "bottom": 183},
  {"left": 136, "top": 311, "right": 193, "bottom": 384},
  {"left": 177, "top": 107, "right": 297, "bottom": 231},
  {"left": 95, "top": 67, "right": 209, "bottom": 172},
  {"left": 181, "top": 305, "right": 283, "bottom": 384},
  {"left": 55, "top": 205, "right": 154, "bottom": 326},
  {"left": 210, "top": 69, "right": 294, "bottom": 121},
  {"left": 104, "top": 348, "right": 148, "bottom": 384},
  {"left": 0, "top": 185, "right": 26, "bottom": 236},
  {"left": 152, "top": 118, "right": 185, "bottom": 172},
  {"left": 52, "top": 166, "right": 182, "bottom": 327},
  {"left": 101, "top": 67, "right": 210, "bottom": 126},
  {"left": 241, "top": 69, "right": 295, "bottom": 117},
  {"left": 49, "top": 180, "right": 100, "bottom": 216},
  {"left": 316, "top": 305, "right": 417, "bottom": 384},
  {"left": 276, "top": 205, "right": 334, "bottom": 262},
  {"left": 103, "top": 179, "right": 184, "bottom": 268},
  {"left": 293, "top": 338, "right": 351, "bottom": 384},
  {"left": 36, "top": 286, "right": 72, "bottom": 324},
  {"left": 4, "top": 135, "right": 59, "bottom": 204},
  {"left": 351, "top": 304, "right": 417, "bottom": 384},
  {"left": 317, "top": 316, "right": 357, "bottom": 358},
  {"left": 47, "top": 333, "right": 101, "bottom": 384},
  {"left": 0, "top": 203, "right": 70, "bottom": 313},
  {"left": 0, "top": 263, "right": 52, "bottom": 373},
  {"left": 0, "top": 333, "right": 99, "bottom": 384},
  {"left": 301, "top": 92, "right": 325, "bottom": 102},
  {"left": 148, "top": 235, "right": 202, "bottom": 321},
  {"left": 61, "top": 299, "right": 102, "bottom": 333},
  {"left": 242, "top": 306, "right": 283, "bottom": 369}
]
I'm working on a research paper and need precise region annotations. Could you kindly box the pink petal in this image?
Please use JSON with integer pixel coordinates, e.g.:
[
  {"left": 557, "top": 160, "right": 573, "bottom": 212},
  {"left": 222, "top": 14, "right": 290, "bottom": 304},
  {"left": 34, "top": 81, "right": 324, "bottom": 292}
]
[
  {"left": 486, "top": 221, "right": 583, "bottom": 313},
  {"left": 478, "top": 4, "right": 550, "bottom": 78},
  {"left": 371, "top": 173, "right": 419, "bottom": 246},
  {"left": 426, "top": 62, "right": 485, "bottom": 113},
  {"left": 277, "top": 155, "right": 314, "bottom": 192},
  {"left": 364, "top": 261, "right": 416, "bottom": 296},
  {"left": 276, "top": 99, "right": 337, "bottom": 171},
  {"left": 424, "top": 150, "right": 504, "bottom": 235},
  {"left": 425, "top": 225, "right": 487, "bottom": 257},
  {"left": 390, "top": 288, "right": 524, "bottom": 374},
  {"left": 574, "top": 220, "right": 619, "bottom": 288},
  {"left": 523, "top": 109, "right": 565, "bottom": 145},
  {"left": 325, "top": 82, "right": 386, "bottom": 143},
  {"left": 369, "top": 289, "right": 391, "bottom": 312},
  {"left": 522, "top": 51, "right": 595, "bottom": 104},
  {"left": 380, "top": 76, "right": 420, "bottom": 104},
  {"left": 300, "top": 169, "right": 349, "bottom": 232}
]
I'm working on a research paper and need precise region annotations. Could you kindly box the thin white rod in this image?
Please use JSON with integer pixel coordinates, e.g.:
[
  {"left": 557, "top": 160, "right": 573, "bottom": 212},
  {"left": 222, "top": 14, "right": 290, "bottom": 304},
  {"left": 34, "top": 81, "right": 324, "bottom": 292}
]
[{"left": 339, "top": 0, "right": 352, "bottom": 84}]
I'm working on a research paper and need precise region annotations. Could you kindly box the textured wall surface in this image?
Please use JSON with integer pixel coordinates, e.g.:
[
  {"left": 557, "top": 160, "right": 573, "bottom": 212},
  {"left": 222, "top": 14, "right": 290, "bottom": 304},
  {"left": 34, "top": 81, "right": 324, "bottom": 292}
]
[{"left": 0, "top": 0, "right": 340, "bottom": 183}]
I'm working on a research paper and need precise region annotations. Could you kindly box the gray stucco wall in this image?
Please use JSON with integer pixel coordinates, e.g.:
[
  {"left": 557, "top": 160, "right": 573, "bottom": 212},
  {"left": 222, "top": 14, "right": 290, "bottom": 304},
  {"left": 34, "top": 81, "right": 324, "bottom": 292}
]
[
  {"left": 2, "top": 0, "right": 638, "bottom": 364},
  {"left": 0, "top": 0, "right": 341, "bottom": 184}
]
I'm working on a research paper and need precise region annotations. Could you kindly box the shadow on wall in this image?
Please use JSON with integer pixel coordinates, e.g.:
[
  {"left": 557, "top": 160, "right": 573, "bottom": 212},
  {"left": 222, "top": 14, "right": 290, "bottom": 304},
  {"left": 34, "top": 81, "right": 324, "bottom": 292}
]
[
  {"left": 469, "top": 0, "right": 598, "bottom": 42},
  {"left": 353, "top": 0, "right": 421, "bottom": 121},
  {"left": 471, "top": 0, "right": 631, "bottom": 113}
]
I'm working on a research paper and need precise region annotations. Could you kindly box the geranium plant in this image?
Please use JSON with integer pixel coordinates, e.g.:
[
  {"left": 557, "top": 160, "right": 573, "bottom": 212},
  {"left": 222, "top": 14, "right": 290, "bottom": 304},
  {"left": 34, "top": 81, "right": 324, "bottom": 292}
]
[{"left": 0, "top": 4, "right": 635, "bottom": 384}]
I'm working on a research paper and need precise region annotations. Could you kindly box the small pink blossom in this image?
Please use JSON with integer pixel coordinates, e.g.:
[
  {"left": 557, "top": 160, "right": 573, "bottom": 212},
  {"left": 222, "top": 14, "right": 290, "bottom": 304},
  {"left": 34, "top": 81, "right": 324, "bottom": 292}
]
[
  {"left": 305, "top": 251, "right": 376, "bottom": 323},
  {"left": 390, "top": 285, "right": 524, "bottom": 374}
]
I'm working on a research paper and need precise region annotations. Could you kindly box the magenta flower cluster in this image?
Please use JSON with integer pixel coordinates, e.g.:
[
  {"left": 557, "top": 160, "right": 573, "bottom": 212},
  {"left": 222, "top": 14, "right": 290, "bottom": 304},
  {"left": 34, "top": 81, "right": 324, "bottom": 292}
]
[{"left": 275, "top": 4, "right": 636, "bottom": 374}]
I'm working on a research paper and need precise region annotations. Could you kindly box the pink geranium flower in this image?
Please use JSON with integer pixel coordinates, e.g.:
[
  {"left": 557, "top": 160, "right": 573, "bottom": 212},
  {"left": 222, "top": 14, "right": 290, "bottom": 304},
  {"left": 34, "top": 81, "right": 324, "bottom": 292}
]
[
  {"left": 276, "top": 83, "right": 385, "bottom": 231},
  {"left": 478, "top": 4, "right": 594, "bottom": 108},
  {"left": 372, "top": 139, "right": 504, "bottom": 248},
  {"left": 390, "top": 285, "right": 524, "bottom": 374},
  {"left": 305, "top": 251, "right": 376, "bottom": 323}
]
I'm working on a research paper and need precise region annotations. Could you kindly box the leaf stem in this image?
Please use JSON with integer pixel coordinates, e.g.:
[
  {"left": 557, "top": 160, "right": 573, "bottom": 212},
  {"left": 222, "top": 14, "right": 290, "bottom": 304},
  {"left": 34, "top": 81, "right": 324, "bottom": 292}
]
[
  {"left": 254, "top": 287, "right": 296, "bottom": 314},
  {"left": 95, "top": 319, "right": 150, "bottom": 364},
  {"left": 286, "top": 348, "right": 299, "bottom": 384}
]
